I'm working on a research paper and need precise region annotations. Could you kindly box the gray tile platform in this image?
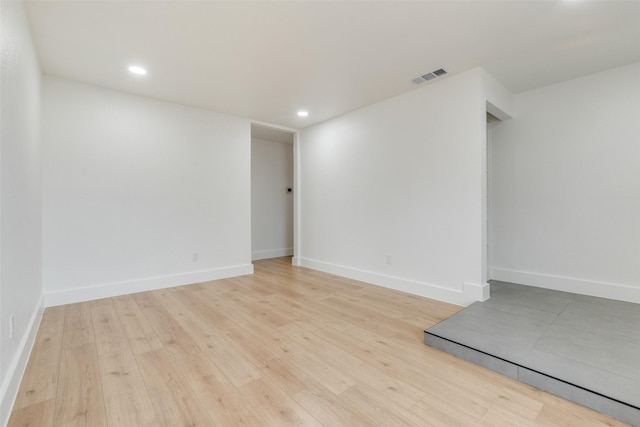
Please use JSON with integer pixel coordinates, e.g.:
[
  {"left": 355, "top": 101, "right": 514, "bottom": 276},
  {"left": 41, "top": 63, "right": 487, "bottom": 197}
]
[{"left": 424, "top": 281, "right": 640, "bottom": 426}]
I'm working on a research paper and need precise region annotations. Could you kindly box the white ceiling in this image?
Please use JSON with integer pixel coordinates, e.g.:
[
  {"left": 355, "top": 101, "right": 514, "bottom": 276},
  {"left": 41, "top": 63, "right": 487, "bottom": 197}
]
[{"left": 25, "top": 1, "right": 640, "bottom": 129}]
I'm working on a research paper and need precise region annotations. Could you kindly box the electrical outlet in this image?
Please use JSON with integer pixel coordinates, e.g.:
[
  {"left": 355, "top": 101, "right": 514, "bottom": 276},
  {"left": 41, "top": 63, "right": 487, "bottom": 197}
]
[
  {"left": 9, "top": 314, "right": 15, "bottom": 339},
  {"left": 192, "top": 252, "right": 199, "bottom": 262},
  {"left": 385, "top": 254, "right": 392, "bottom": 265}
]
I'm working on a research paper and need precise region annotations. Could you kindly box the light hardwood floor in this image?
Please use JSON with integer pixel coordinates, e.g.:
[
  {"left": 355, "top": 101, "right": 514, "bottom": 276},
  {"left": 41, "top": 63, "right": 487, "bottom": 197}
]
[{"left": 9, "top": 257, "right": 628, "bottom": 426}]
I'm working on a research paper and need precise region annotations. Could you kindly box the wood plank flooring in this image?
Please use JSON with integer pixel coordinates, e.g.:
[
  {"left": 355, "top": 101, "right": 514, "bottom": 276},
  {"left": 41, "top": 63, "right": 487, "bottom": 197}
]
[{"left": 8, "top": 257, "right": 629, "bottom": 426}]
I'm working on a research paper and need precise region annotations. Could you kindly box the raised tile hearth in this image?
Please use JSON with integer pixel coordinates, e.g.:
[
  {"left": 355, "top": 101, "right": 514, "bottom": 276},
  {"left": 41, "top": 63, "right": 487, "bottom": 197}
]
[{"left": 424, "top": 281, "right": 640, "bottom": 426}]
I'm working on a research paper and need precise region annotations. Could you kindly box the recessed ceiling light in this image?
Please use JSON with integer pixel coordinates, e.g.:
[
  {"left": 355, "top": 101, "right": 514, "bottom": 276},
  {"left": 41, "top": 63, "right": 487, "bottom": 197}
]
[
  {"left": 297, "top": 111, "right": 309, "bottom": 117},
  {"left": 128, "top": 65, "right": 147, "bottom": 75}
]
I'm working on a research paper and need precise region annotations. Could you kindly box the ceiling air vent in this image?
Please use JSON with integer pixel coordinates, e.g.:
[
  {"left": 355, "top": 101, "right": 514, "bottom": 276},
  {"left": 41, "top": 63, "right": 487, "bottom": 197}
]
[
  {"left": 412, "top": 68, "right": 448, "bottom": 86},
  {"left": 421, "top": 73, "right": 437, "bottom": 81}
]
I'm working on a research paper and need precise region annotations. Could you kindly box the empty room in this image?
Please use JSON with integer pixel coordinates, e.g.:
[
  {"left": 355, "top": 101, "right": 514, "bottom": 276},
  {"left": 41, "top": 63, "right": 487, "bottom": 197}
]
[{"left": 1, "top": 1, "right": 639, "bottom": 426}]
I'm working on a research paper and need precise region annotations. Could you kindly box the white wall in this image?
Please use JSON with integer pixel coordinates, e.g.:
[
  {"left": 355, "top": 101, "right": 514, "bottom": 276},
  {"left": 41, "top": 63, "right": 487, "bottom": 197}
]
[
  {"left": 490, "top": 62, "right": 640, "bottom": 303},
  {"left": 0, "top": 1, "right": 44, "bottom": 423},
  {"left": 251, "top": 138, "right": 293, "bottom": 260},
  {"left": 42, "top": 77, "right": 253, "bottom": 306},
  {"left": 299, "top": 68, "right": 511, "bottom": 305}
]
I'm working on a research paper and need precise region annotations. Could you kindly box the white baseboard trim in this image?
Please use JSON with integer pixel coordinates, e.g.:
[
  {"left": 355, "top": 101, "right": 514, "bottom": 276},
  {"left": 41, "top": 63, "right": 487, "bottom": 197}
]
[
  {"left": 44, "top": 264, "right": 254, "bottom": 307},
  {"left": 490, "top": 268, "right": 640, "bottom": 304},
  {"left": 299, "top": 258, "right": 482, "bottom": 306},
  {"left": 464, "top": 281, "right": 490, "bottom": 302},
  {"left": 1, "top": 295, "right": 44, "bottom": 427},
  {"left": 291, "top": 257, "right": 302, "bottom": 266},
  {"left": 251, "top": 248, "right": 293, "bottom": 261}
]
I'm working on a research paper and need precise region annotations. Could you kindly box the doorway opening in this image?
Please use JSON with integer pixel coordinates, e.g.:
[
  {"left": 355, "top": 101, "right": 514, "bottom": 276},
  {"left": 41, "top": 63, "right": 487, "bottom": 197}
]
[
  {"left": 250, "top": 123, "right": 296, "bottom": 261},
  {"left": 483, "top": 101, "right": 510, "bottom": 292},
  {"left": 486, "top": 111, "right": 500, "bottom": 282}
]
